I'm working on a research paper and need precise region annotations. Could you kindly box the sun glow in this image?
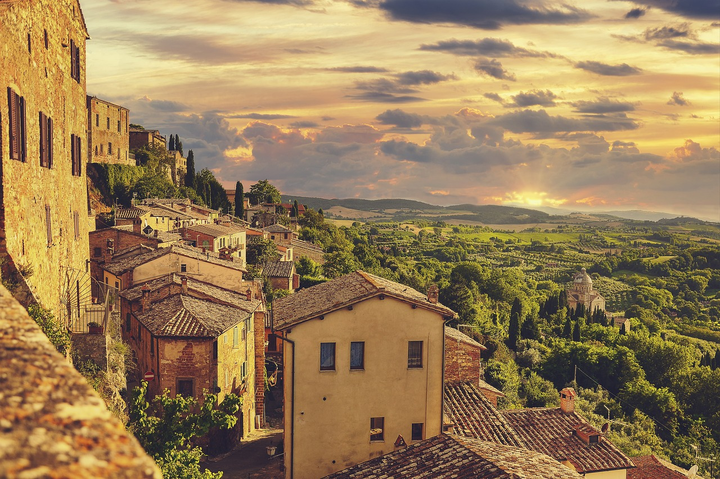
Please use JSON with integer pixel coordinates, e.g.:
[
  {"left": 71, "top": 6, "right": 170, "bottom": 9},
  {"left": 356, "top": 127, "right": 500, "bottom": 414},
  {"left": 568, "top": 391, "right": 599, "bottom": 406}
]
[{"left": 505, "top": 191, "right": 567, "bottom": 208}]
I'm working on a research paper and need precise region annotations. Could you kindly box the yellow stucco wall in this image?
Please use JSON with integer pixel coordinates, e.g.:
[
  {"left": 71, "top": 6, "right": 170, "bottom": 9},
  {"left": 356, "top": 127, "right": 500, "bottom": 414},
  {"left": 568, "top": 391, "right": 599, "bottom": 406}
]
[
  {"left": 585, "top": 468, "right": 627, "bottom": 479},
  {"left": 283, "top": 296, "right": 445, "bottom": 479},
  {"left": 132, "top": 253, "right": 244, "bottom": 291}
]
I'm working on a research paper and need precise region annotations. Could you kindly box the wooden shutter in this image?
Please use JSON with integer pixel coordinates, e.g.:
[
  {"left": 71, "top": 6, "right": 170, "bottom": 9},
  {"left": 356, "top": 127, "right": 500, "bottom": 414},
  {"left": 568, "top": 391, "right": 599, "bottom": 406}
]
[
  {"left": 39, "top": 112, "right": 47, "bottom": 167},
  {"left": 47, "top": 117, "right": 53, "bottom": 168},
  {"left": 70, "top": 39, "right": 76, "bottom": 79},
  {"left": 7, "top": 88, "right": 19, "bottom": 160},
  {"left": 74, "top": 44, "right": 81, "bottom": 82},
  {"left": 75, "top": 134, "right": 82, "bottom": 176},
  {"left": 45, "top": 205, "right": 52, "bottom": 245},
  {"left": 19, "top": 95, "right": 26, "bottom": 162}
]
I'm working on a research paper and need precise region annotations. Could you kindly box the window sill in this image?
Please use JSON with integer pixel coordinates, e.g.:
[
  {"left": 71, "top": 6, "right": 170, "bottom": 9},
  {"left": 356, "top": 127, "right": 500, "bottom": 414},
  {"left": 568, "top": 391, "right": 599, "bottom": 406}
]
[
  {"left": 319, "top": 369, "right": 336, "bottom": 372},
  {"left": 369, "top": 440, "right": 385, "bottom": 444},
  {"left": 349, "top": 368, "right": 365, "bottom": 372}
]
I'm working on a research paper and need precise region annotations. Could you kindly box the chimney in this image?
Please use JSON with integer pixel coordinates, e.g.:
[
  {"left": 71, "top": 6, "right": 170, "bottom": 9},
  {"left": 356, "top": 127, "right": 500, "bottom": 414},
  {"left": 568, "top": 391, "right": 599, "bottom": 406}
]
[
  {"left": 427, "top": 284, "right": 439, "bottom": 304},
  {"left": 141, "top": 285, "right": 150, "bottom": 312},
  {"left": 246, "top": 289, "right": 253, "bottom": 301},
  {"left": 559, "top": 387, "right": 576, "bottom": 414},
  {"left": 181, "top": 275, "right": 188, "bottom": 294}
]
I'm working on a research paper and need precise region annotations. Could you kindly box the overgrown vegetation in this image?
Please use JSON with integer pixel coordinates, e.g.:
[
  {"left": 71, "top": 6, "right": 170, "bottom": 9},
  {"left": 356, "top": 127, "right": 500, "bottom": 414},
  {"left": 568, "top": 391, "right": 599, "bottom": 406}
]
[{"left": 27, "top": 304, "right": 71, "bottom": 356}]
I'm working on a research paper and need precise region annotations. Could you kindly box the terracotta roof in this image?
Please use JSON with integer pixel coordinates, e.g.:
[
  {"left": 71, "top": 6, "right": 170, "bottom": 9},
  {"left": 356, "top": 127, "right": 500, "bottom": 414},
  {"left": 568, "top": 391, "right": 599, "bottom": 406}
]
[
  {"left": 140, "top": 198, "right": 191, "bottom": 206},
  {"left": 120, "top": 273, "right": 262, "bottom": 313},
  {"left": 324, "top": 434, "right": 582, "bottom": 479},
  {"left": 628, "top": 455, "right": 690, "bottom": 479},
  {"left": 112, "top": 243, "right": 156, "bottom": 259},
  {"left": 102, "top": 244, "right": 246, "bottom": 275},
  {"left": 291, "top": 238, "right": 324, "bottom": 253},
  {"left": 135, "top": 294, "right": 250, "bottom": 338},
  {"left": 445, "top": 326, "right": 486, "bottom": 349},
  {"left": 273, "top": 271, "right": 455, "bottom": 330},
  {"left": 186, "top": 223, "right": 246, "bottom": 237},
  {"left": 264, "top": 224, "right": 293, "bottom": 233},
  {"left": 502, "top": 407, "right": 634, "bottom": 474},
  {"left": 263, "top": 261, "right": 294, "bottom": 278},
  {"left": 115, "top": 206, "right": 149, "bottom": 220},
  {"left": 478, "top": 379, "right": 504, "bottom": 396},
  {"left": 444, "top": 382, "right": 524, "bottom": 447}
]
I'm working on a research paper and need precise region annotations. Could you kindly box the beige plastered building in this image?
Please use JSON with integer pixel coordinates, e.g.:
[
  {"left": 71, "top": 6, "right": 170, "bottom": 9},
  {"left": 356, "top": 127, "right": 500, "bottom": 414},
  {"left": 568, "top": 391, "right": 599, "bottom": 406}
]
[{"left": 273, "top": 272, "right": 455, "bottom": 479}]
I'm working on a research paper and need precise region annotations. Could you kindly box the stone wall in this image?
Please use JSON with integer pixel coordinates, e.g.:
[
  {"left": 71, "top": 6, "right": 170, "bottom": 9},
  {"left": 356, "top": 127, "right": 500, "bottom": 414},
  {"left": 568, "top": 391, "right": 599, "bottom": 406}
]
[
  {"left": 87, "top": 96, "right": 132, "bottom": 165},
  {"left": 0, "top": 0, "right": 91, "bottom": 319},
  {"left": 0, "top": 284, "right": 161, "bottom": 477},
  {"left": 89, "top": 228, "right": 160, "bottom": 282}
]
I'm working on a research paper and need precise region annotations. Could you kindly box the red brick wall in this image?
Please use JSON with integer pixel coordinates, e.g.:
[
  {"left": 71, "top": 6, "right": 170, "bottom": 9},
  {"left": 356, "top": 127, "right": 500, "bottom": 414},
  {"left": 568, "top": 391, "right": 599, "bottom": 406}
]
[
  {"left": 89, "top": 229, "right": 159, "bottom": 282},
  {"left": 444, "top": 336, "right": 482, "bottom": 385}
]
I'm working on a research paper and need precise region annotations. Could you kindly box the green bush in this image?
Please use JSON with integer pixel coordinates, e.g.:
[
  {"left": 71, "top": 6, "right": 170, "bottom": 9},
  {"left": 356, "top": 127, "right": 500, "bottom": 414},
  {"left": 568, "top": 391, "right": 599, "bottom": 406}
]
[{"left": 27, "top": 304, "right": 70, "bottom": 355}]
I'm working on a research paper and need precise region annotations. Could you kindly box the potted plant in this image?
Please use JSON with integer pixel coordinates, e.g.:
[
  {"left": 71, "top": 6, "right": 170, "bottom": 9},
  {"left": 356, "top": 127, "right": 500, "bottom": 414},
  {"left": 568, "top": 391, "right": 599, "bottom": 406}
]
[{"left": 88, "top": 321, "right": 103, "bottom": 335}]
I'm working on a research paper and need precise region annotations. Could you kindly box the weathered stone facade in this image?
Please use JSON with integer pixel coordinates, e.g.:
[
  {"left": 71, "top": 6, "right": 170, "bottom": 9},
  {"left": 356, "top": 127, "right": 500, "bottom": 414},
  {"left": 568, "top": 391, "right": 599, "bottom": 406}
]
[
  {"left": 444, "top": 327, "right": 485, "bottom": 386},
  {"left": 89, "top": 228, "right": 160, "bottom": 283},
  {"left": 129, "top": 128, "right": 165, "bottom": 150},
  {"left": 86, "top": 96, "right": 132, "bottom": 165},
  {"left": 0, "top": 0, "right": 91, "bottom": 319}
]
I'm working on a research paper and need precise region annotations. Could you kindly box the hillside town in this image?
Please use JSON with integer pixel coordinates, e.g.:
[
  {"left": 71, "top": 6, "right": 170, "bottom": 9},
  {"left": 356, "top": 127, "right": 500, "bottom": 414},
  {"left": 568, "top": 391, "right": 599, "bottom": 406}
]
[{"left": 1, "top": 1, "right": 718, "bottom": 478}]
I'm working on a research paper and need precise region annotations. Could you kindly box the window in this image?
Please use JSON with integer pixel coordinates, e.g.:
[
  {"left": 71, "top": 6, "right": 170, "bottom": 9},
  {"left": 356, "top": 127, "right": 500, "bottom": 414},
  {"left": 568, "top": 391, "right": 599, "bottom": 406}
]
[
  {"left": 125, "top": 313, "right": 131, "bottom": 332},
  {"left": 7, "top": 87, "right": 26, "bottom": 162},
  {"left": 70, "top": 134, "right": 81, "bottom": 176},
  {"left": 95, "top": 114, "right": 99, "bottom": 127},
  {"left": 27, "top": 33, "right": 31, "bottom": 54},
  {"left": 213, "top": 341, "right": 218, "bottom": 360},
  {"left": 408, "top": 341, "right": 423, "bottom": 368},
  {"left": 412, "top": 423, "right": 423, "bottom": 441},
  {"left": 73, "top": 211, "right": 80, "bottom": 239},
  {"left": 45, "top": 206, "right": 52, "bottom": 245},
  {"left": 370, "top": 417, "right": 384, "bottom": 441},
  {"left": 241, "top": 361, "right": 247, "bottom": 380},
  {"left": 117, "top": 120, "right": 121, "bottom": 132},
  {"left": 106, "top": 117, "right": 110, "bottom": 129},
  {"left": 180, "top": 263, "right": 187, "bottom": 273},
  {"left": 93, "top": 247, "right": 102, "bottom": 257},
  {"left": 233, "top": 326, "right": 238, "bottom": 348},
  {"left": 320, "top": 342, "right": 335, "bottom": 371},
  {"left": 202, "top": 240, "right": 209, "bottom": 249},
  {"left": 108, "top": 142, "right": 112, "bottom": 155},
  {"left": 70, "top": 39, "right": 80, "bottom": 82},
  {"left": 44, "top": 29, "right": 48, "bottom": 49},
  {"left": 39, "top": 112, "right": 53, "bottom": 168},
  {"left": 350, "top": 341, "right": 364, "bottom": 370},
  {"left": 177, "top": 379, "right": 194, "bottom": 397}
]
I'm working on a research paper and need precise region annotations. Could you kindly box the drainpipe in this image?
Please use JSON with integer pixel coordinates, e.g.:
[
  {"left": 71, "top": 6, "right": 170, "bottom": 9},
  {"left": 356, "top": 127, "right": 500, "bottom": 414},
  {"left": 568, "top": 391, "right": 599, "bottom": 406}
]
[
  {"left": 272, "top": 329, "right": 295, "bottom": 479},
  {"left": 441, "top": 316, "right": 450, "bottom": 436}
]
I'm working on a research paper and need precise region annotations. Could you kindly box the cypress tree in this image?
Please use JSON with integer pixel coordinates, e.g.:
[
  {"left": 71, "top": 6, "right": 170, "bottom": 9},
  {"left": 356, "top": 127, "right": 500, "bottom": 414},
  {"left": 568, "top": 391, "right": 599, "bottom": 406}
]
[
  {"left": 511, "top": 298, "right": 522, "bottom": 321},
  {"left": 572, "top": 321, "right": 581, "bottom": 342},
  {"left": 185, "top": 150, "right": 195, "bottom": 188},
  {"left": 235, "top": 181, "right": 244, "bottom": 220},
  {"left": 168, "top": 134, "right": 175, "bottom": 150},
  {"left": 562, "top": 316, "right": 573, "bottom": 339},
  {"left": 521, "top": 315, "right": 539, "bottom": 340},
  {"left": 174, "top": 134, "right": 180, "bottom": 153},
  {"left": 508, "top": 312, "right": 520, "bottom": 350},
  {"left": 293, "top": 199, "right": 299, "bottom": 218}
]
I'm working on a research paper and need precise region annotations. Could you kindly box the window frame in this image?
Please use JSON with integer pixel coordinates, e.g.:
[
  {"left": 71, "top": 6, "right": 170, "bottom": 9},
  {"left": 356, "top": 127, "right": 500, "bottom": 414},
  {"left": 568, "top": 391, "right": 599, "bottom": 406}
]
[
  {"left": 39, "top": 111, "right": 53, "bottom": 168},
  {"left": 370, "top": 417, "right": 384, "bottom": 442},
  {"left": 7, "top": 87, "right": 26, "bottom": 162},
  {"left": 412, "top": 423, "right": 424, "bottom": 441},
  {"left": 176, "top": 378, "right": 194, "bottom": 397},
  {"left": 320, "top": 342, "right": 336, "bottom": 371},
  {"left": 350, "top": 341, "right": 365, "bottom": 370},
  {"left": 408, "top": 341, "right": 423, "bottom": 369}
]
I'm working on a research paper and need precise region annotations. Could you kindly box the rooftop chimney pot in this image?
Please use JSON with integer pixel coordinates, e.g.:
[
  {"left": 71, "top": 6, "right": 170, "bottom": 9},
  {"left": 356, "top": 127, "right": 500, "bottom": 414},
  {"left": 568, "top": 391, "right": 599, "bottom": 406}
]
[
  {"left": 427, "top": 284, "right": 439, "bottom": 304},
  {"left": 560, "top": 387, "right": 576, "bottom": 414}
]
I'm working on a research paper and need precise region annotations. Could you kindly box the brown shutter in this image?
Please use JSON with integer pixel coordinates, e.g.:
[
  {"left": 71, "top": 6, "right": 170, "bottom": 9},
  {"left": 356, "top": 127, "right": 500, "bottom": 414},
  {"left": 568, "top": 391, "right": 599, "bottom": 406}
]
[
  {"left": 7, "top": 88, "right": 18, "bottom": 160},
  {"left": 45, "top": 205, "right": 52, "bottom": 245},
  {"left": 39, "top": 112, "right": 46, "bottom": 167},
  {"left": 47, "top": 116, "right": 53, "bottom": 168},
  {"left": 74, "top": 44, "right": 81, "bottom": 82},
  {"left": 19, "top": 95, "right": 26, "bottom": 162},
  {"left": 70, "top": 39, "right": 76, "bottom": 79},
  {"left": 71, "top": 134, "right": 76, "bottom": 174},
  {"left": 76, "top": 135, "right": 82, "bottom": 176}
]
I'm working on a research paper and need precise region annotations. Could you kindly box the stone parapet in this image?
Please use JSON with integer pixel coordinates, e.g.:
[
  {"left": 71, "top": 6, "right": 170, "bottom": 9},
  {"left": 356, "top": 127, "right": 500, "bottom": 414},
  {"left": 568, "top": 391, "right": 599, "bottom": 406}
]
[{"left": 0, "top": 284, "right": 161, "bottom": 478}]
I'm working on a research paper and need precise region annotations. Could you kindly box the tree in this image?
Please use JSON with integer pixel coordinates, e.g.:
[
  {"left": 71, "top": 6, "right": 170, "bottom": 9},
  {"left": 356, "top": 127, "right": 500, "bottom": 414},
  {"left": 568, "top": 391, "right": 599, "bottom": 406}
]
[
  {"left": 322, "top": 249, "right": 360, "bottom": 279},
  {"left": 168, "top": 134, "right": 175, "bottom": 151},
  {"left": 572, "top": 321, "right": 581, "bottom": 342},
  {"left": 562, "top": 315, "right": 573, "bottom": 339},
  {"left": 292, "top": 199, "right": 299, "bottom": 218},
  {"left": 521, "top": 315, "right": 540, "bottom": 340},
  {"left": 507, "top": 312, "right": 520, "bottom": 350},
  {"left": 234, "top": 181, "right": 244, "bottom": 220},
  {"left": 246, "top": 238, "right": 280, "bottom": 265},
  {"left": 174, "top": 134, "right": 181, "bottom": 154},
  {"left": 185, "top": 150, "right": 195, "bottom": 188},
  {"left": 249, "top": 179, "right": 281, "bottom": 205},
  {"left": 128, "top": 381, "right": 241, "bottom": 479}
]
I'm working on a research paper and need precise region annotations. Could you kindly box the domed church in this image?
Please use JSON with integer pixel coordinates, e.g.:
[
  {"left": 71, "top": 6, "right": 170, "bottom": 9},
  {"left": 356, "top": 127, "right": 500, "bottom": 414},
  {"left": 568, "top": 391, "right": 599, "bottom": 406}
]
[{"left": 567, "top": 268, "right": 605, "bottom": 313}]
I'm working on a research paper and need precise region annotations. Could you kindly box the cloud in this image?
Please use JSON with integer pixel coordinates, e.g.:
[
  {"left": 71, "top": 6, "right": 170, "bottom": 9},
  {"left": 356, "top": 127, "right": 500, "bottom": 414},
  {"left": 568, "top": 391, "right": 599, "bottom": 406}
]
[
  {"left": 670, "top": 139, "right": 720, "bottom": 162},
  {"left": 489, "top": 109, "right": 640, "bottom": 133},
  {"left": 610, "top": 0, "right": 720, "bottom": 20},
  {"left": 625, "top": 8, "right": 646, "bottom": 18},
  {"left": 572, "top": 97, "right": 636, "bottom": 113},
  {"left": 313, "top": 124, "right": 384, "bottom": 143},
  {"left": 395, "top": 70, "right": 457, "bottom": 85},
  {"left": 327, "top": 66, "right": 390, "bottom": 73},
  {"left": 376, "top": 109, "right": 426, "bottom": 128},
  {"left": 376, "top": 0, "right": 592, "bottom": 30},
  {"left": 643, "top": 23, "right": 694, "bottom": 40},
  {"left": 139, "top": 97, "right": 190, "bottom": 112},
  {"left": 611, "top": 141, "right": 640, "bottom": 154},
  {"left": 656, "top": 39, "right": 720, "bottom": 54},
  {"left": 575, "top": 61, "right": 642, "bottom": 76},
  {"left": 346, "top": 92, "right": 428, "bottom": 103},
  {"left": 321, "top": 116, "right": 336, "bottom": 121},
  {"left": 667, "top": 91, "right": 691, "bottom": 106},
  {"left": 419, "top": 38, "right": 561, "bottom": 58},
  {"left": 474, "top": 58, "right": 516, "bottom": 81},
  {"left": 289, "top": 121, "right": 320, "bottom": 128},
  {"left": 483, "top": 92, "right": 504, "bottom": 104},
  {"left": 509, "top": 90, "right": 558, "bottom": 108},
  {"left": 224, "top": 0, "right": 314, "bottom": 6},
  {"left": 227, "top": 113, "right": 298, "bottom": 120},
  {"left": 135, "top": 33, "right": 266, "bottom": 65}
]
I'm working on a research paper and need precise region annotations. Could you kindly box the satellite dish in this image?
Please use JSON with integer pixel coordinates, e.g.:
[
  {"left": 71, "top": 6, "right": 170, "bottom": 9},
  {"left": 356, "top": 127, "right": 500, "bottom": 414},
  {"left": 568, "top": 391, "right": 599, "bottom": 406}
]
[
  {"left": 601, "top": 423, "right": 610, "bottom": 434},
  {"left": 688, "top": 465, "right": 698, "bottom": 477}
]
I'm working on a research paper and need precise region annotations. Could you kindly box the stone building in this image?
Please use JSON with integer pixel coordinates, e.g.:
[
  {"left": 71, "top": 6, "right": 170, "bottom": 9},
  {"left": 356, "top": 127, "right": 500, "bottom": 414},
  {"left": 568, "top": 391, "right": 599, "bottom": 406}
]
[
  {"left": 0, "top": 0, "right": 91, "bottom": 321},
  {"left": 118, "top": 274, "right": 265, "bottom": 435},
  {"left": 167, "top": 148, "right": 187, "bottom": 186},
  {"left": 567, "top": 268, "right": 606, "bottom": 313},
  {"left": 86, "top": 96, "right": 132, "bottom": 165},
  {"left": 129, "top": 127, "right": 165, "bottom": 150}
]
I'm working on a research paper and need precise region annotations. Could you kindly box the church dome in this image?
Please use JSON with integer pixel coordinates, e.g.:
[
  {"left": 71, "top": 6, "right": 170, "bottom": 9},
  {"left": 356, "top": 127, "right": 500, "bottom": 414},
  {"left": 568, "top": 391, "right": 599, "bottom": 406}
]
[{"left": 573, "top": 268, "right": 592, "bottom": 286}]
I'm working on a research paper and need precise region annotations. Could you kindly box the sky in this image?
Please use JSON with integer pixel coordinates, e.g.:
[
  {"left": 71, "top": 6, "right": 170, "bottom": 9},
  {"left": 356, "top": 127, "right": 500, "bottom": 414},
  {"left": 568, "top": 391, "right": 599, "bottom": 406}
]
[{"left": 83, "top": 0, "right": 720, "bottom": 221}]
